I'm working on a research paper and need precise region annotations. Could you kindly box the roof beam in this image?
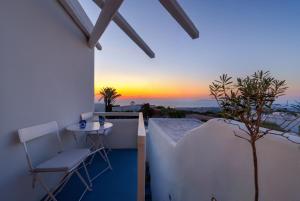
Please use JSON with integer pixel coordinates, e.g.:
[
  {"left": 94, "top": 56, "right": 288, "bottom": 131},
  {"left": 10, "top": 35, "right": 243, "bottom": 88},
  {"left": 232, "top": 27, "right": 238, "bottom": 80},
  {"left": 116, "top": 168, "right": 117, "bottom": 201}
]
[
  {"left": 159, "top": 0, "right": 199, "bottom": 39},
  {"left": 58, "top": 0, "right": 102, "bottom": 50},
  {"left": 93, "top": 0, "right": 155, "bottom": 58},
  {"left": 88, "top": 0, "right": 124, "bottom": 48}
]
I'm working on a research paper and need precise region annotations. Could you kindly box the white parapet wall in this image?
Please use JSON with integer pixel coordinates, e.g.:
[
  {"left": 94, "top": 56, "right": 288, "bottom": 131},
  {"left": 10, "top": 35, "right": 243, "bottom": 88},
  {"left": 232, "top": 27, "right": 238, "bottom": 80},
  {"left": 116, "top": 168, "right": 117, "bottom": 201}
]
[
  {"left": 94, "top": 112, "right": 139, "bottom": 149},
  {"left": 95, "top": 102, "right": 105, "bottom": 112},
  {"left": 147, "top": 118, "right": 300, "bottom": 201}
]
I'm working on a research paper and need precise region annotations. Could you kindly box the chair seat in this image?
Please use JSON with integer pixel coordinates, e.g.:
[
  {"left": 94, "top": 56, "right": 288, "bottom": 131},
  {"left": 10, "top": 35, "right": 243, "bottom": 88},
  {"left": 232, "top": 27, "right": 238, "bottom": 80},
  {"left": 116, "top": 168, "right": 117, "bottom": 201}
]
[{"left": 35, "top": 149, "right": 90, "bottom": 172}]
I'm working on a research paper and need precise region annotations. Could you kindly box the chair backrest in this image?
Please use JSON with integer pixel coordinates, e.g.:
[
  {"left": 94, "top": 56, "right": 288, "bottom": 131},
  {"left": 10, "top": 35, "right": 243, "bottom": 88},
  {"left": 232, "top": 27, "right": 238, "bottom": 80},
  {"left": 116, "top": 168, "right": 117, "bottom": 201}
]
[
  {"left": 18, "top": 121, "right": 63, "bottom": 170},
  {"left": 18, "top": 121, "right": 60, "bottom": 143},
  {"left": 81, "top": 112, "right": 94, "bottom": 121}
]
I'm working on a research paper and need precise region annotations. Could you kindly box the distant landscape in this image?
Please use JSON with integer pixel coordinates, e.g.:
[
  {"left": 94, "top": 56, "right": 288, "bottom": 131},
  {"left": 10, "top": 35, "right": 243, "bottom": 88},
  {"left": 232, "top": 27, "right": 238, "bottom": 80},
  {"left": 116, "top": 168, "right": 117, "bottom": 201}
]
[
  {"left": 116, "top": 98, "right": 218, "bottom": 108},
  {"left": 95, "top": 97, "right": 298, "bottom": 109},
  {"left": 95, "top": 97, "right": 300, "bottom": 135}
]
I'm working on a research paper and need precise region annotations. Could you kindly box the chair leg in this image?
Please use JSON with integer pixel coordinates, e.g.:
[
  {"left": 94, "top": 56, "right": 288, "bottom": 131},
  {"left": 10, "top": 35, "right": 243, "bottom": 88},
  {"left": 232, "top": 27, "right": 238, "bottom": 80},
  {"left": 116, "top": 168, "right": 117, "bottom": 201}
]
[
  {"left": 88, "top": 152, "right": 96, "bottom": 165},
  {"left": 43, "top": 172, "right": 74, "bottom": 201},
  {"left": 102, "top": 148, "right": 112, "bottom": 170},
  {"left": 78, "top": 188, "right": 88, "bottom": 201},
  {"left": 87, "top": 135, "right": 106, "bottom": 163},
  {"left": 87, "top": 136, "right": 97, "bottom": 165},
  {"left": 36, "top": 174, "right": 57, "bottom": 201},
  {"left": 74, "top": 169, "right": 92, "bottom": 201},
  {"left": 85, "top": 134, "right": 89, "bottom": 145},
  {"left": 75, "top": 170, "right": 92, "bottom": 191},
  {"left": 97, "top": 148, "right": 107, "bottom": 162},
  {"left": 86, "top": 135, "right": 96, "bottom": 151},
  {"left": 54, "top": 172, "right": 73, "bottom": 195},
  {"left": 31, "top": 173, "right": 37, "bottom": 189},
  {"left": 97, "top": 135, "right": 112, "bottom": 162},
  {"left": 101, "top": 136, "right": 112, "bottom": 153},
  {"left": 82, "top": 161, "right": 92, "bottom": 187}
]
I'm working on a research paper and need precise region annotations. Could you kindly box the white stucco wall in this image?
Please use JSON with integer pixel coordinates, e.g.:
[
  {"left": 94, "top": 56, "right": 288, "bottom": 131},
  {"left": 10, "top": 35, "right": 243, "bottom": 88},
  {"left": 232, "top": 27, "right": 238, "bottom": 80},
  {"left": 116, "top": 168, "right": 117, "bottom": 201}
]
[
  {"left": 94, "top": 102, "right": 105, "bottom": 112},
  {"left": 105, "top": 119, "right": 138, "bottom": 149},
  {"left": 0, "top": 1, "right": 94, "bottom": 200},
  {"left": 148, "top": 118, "right": 300, "bottom": 201}
]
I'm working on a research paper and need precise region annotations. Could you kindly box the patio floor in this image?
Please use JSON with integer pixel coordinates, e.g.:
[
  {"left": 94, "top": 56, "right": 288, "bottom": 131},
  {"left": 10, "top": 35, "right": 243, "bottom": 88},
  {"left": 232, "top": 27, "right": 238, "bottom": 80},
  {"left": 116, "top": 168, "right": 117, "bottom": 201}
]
[{"left": 56, "top": 149, "right": 137, "bottom": 201}]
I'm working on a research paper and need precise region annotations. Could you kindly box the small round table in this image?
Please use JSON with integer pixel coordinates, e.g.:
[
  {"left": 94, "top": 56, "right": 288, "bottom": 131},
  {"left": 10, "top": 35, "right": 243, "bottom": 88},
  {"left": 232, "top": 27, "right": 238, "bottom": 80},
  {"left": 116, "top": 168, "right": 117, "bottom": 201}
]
[{"left": 66, "top": 122, "right": 113, "bottom": 134}]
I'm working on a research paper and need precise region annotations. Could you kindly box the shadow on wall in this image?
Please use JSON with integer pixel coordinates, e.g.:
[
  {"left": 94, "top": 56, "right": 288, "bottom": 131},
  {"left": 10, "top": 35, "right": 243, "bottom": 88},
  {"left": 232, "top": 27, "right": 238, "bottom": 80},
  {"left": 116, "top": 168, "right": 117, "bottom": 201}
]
[
  {"left": 10, "top": 131, "right": 20, "bottom": 146},
  {"left": 37, "top": 0, "right": 86, "bottom": 46}
]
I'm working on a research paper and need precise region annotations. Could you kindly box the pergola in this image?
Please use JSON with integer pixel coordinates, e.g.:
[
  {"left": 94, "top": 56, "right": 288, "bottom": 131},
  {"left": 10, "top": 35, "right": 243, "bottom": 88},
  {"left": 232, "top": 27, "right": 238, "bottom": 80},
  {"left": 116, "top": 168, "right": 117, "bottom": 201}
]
[{"left": 58, "top": 0, "right": 199, "bottom": 58}]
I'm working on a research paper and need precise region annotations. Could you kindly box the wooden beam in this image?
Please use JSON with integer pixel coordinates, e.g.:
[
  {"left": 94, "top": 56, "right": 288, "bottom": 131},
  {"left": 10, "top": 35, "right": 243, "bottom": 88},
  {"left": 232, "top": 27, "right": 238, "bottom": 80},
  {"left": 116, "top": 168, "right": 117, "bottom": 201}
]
[
  {"left": 93, "top": 0, "right": 155, "bottom": 58},
  {"left": 159, "top": 0, "right": 199, "bottom": 39},
  {"left": 88, "top": 0, "right": 124, "bottom": 48},
  {"left": 58, "top": 0, "right": 102, "bottom": 50}
]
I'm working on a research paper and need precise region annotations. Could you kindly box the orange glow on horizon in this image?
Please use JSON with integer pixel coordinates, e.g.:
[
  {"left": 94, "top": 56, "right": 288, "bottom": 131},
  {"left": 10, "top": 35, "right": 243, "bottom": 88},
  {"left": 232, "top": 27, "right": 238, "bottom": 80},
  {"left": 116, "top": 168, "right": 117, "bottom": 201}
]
[
  {"left": 94, "top": 81, "right": 209, "bottom": 99},
  {"left": 94, "top": 72, "right": 212, "bottom": 100}
]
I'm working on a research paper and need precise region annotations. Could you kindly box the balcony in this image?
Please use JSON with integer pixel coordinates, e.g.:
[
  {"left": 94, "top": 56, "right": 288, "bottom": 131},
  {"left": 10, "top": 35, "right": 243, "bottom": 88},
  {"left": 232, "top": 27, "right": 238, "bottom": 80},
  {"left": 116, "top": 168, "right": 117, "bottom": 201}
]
[{"left": 55, "top": 112, "right": 146, "bottom": 201}]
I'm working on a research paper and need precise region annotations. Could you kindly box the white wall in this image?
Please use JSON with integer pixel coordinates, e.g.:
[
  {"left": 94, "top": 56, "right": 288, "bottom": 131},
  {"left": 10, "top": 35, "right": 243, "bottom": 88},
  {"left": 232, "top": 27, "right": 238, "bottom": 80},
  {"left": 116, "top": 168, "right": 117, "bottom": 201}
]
[
  {"left": 95, "top": 102, "right": 105, "bottom": 112},
  {"left": 148, "top": 118, "right": 300, "bottom": 201},
  {"left": 105, "top": 119, "right": 138, "bottom": 149},
  {"left": 0, "top": 0, "right": 94, "bottom": 200}
]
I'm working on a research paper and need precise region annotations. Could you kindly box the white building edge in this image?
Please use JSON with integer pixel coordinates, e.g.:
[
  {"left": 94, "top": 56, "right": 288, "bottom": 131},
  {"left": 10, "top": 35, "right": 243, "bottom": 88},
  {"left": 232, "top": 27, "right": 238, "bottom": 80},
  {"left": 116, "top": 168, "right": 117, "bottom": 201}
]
[{"left": 148, "top": 118, "right": 300, "bottom": 201}]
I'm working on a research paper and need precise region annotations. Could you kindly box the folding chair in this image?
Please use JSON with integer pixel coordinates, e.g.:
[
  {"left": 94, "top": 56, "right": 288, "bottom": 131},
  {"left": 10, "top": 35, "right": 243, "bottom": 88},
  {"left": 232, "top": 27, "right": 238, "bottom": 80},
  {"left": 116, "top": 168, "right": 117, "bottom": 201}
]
[
  {"left": 80, "top": 112, "right": 112, "bottom": 177},
  {"left": 18, "top": 121, "right": 92, "bottom": 201},
  {"left": 80, "top": 112, "right": 94, "bottom": 122}
]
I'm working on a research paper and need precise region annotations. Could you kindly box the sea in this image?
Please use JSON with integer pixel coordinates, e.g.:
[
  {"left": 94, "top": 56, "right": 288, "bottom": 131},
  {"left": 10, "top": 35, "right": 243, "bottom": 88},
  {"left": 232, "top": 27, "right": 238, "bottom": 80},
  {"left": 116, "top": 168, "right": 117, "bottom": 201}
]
[
  {"left": 115, "top": 98, "right": 218, "bottom": 108},
  {"left": 95, "top": 97, "right": 297, "bottom": 109}
]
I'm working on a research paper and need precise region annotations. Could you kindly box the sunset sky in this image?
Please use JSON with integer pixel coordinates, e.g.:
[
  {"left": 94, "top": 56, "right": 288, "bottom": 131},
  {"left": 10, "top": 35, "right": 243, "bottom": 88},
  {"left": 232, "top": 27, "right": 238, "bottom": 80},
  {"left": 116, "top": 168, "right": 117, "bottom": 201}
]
[{"left": 80, "top": 0, "right": 300, "bottom": 101}]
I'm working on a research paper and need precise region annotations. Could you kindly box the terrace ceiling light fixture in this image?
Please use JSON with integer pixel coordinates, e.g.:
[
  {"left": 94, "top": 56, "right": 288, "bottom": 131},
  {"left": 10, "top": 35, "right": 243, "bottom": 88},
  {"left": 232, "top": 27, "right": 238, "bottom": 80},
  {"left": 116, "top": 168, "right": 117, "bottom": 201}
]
[{"left": 58, "top": 0, "right": 199, "bottom": 58}]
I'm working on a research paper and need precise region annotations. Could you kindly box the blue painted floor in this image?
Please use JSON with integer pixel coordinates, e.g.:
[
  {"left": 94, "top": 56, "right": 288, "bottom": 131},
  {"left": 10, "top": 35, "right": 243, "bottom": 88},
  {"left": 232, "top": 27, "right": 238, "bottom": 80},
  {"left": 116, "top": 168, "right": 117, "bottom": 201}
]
[{"left": 57, "top": 149, "right": 137, "bottom": 201}]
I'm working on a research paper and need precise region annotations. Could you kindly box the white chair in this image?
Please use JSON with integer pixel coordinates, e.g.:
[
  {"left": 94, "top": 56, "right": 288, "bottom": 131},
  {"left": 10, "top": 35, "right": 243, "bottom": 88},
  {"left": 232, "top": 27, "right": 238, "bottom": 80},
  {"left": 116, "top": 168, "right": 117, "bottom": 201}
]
[
  {"left": 18, "top": 121, "right": 92, "bottom": 201},
  {"left": 80, "top": 112, "right": 112, "bottom": 172},
  {"left": 80, "top": 112, "right": 94, "bottom": 122}
]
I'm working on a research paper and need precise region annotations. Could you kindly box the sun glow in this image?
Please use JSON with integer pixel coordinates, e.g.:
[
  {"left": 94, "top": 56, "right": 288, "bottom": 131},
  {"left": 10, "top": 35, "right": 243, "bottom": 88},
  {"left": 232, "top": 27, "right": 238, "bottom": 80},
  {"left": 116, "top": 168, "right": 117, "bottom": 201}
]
[{"left": 94, "top": 74, "right": 209, "bottom": 99}]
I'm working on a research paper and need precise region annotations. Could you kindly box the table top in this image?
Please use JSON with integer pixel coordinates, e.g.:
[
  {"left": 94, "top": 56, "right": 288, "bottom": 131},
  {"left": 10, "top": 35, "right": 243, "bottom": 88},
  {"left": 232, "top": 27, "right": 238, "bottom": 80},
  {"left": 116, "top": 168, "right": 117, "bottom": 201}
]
[{"left": 66, "top": 122, "right": 113, "bottom": 132}]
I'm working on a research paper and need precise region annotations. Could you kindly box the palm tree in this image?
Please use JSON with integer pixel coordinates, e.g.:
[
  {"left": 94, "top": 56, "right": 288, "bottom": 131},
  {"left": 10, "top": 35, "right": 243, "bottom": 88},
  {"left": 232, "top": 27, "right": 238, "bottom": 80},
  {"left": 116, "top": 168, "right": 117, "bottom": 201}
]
[{"left": 99, "top": 87, "right": 121, "bottom": 112}]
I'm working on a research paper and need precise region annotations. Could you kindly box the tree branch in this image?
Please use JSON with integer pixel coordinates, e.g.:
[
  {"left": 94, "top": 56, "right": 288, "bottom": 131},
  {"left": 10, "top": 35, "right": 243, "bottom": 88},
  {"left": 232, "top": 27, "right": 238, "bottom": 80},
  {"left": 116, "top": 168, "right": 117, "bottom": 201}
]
[{"left": 233, "top": 131, "right": 251, "bottom": 142}]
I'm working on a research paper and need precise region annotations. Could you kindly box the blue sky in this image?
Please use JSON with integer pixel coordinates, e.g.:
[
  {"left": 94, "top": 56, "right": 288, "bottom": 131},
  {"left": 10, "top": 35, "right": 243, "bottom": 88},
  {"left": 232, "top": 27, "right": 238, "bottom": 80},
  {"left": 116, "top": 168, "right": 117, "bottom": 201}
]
[{"left": 80, "top": 0, "right": 300, "bottom": 101}]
